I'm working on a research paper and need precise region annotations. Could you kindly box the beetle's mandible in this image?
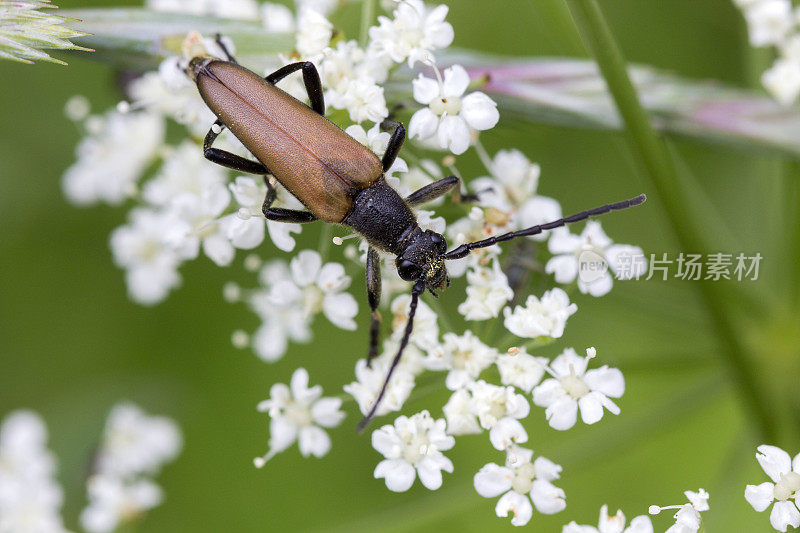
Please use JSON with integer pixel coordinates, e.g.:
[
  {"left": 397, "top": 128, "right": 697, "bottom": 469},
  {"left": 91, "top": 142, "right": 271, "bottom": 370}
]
[{"left": 188, "top": 46, "right": 647, "bottom": 431}]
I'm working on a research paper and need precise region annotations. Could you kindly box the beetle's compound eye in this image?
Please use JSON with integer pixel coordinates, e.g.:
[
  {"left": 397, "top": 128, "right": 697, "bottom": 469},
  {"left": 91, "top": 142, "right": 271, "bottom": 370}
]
[
  {"left": 430, "top": 233, "right": 447, "bottom": 254},
  {"left": 397, "top": 258, "right": 422, "bottom": 281}
]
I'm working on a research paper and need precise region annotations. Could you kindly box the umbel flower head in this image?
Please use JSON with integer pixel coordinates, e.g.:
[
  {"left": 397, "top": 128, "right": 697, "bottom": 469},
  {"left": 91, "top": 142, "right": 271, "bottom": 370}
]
[
  {"left": 532, "top": 347, "right": 625, "bottom": 431},
  {"left": 372, "top": 410, "right": 455, "bottom": 492},
  {"left": 81, "top": 403, "right": 182, "bottom": 533},
  {"left": 744, "top": 444, "right": 800, "bottom": 532},
  {"left": 0, "top": 0, "right": 92, "bottom": 65},
  {"left": 255, "top": 368, "right": 346, "bottom": 466},
  {"left": 474, "top": 445, "right": 566, "bottom": 527},
  {"left": 0, "top": 410, "right": 68, "bottom": 533}
]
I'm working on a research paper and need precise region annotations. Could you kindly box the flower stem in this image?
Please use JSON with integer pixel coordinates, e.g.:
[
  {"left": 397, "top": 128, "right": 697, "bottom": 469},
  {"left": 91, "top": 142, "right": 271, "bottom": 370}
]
[
  {"left": 318, "top": 223, "right": 333, "bottom": 262},
  {"left": 564, "top": 0, "right": 779, "bottom": 443},
  {"left": 359, "top": 0, "right": 375, "bottom": 48}
]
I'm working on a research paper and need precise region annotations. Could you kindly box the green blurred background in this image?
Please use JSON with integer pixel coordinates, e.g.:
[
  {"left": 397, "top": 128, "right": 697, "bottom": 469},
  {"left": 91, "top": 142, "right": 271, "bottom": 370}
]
[{"left": 0, "top": 0, "right": 791, "bottom": 531}]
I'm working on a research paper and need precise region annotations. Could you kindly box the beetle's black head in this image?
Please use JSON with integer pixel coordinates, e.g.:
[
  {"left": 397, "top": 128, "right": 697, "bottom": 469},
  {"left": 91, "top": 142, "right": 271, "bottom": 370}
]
[{"left": 395, "top": 229, "right": 450, "bottom": 294}]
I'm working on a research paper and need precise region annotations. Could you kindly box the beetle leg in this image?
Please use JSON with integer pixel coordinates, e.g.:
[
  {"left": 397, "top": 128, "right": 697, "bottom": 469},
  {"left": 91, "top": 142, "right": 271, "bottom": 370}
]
[
  {"left": 405, "top": 175, "right": 480, "bottom": 207},
  {"left": 365, "top": 247, "right": 382, "bottom": 367},
  {"left": 263, "top": 207, "right": 317, "bottom": 223},
  {"left": 214, "top": 33, "right": 238, "bottom": 64},
  {"left": 260, "top": 177, "right": 317, "bottom": 223},
  {"left": 265, "top": 62, "right": 325, "bottom": 116},
  {"left": 380, "top": 119, "right": 405, "bottom": 173},
  {"left": 358, "top": 280, "right": 425, "bottom": 432},
  {"left": 261, "top": 176, "right": 277, "bottom": 210},
  {"left": 203, "top": 119, "right": 270, "bottom": 175}
]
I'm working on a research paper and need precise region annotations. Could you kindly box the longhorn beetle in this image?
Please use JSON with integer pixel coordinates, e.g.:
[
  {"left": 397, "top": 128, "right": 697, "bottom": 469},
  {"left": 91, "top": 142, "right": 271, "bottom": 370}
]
[{"left": 188, "top": 46, "right": 646, "bottom": 431}]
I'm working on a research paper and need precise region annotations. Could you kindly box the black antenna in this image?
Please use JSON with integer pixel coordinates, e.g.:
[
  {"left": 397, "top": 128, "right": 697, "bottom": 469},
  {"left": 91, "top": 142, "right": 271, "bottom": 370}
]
[
  {"left": 443, "top": 194, "right": 646, "bottom": 260},
  {"left": 357, "top": 280, "right": 425, "bottom": 432}
]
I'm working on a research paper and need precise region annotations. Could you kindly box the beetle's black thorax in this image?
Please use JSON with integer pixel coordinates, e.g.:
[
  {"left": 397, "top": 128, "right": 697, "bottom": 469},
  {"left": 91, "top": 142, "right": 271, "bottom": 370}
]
[{"left": 343, "top": 178, "right": 419, "bottom": 255}]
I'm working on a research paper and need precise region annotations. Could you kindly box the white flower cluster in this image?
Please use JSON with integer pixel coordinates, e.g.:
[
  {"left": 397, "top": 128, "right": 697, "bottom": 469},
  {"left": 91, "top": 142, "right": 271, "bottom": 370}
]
[
  {"left": 0, "top": 411, "right": 68, "bottom": 533},
  {"left": 234, "top": 250, "right": 359, "bottom": 362},
  {"left": 81, "top": 403, "right": 182, "bottom": 533},
  {"left": 62, "top": 0, "right": 651, "bottom": 528},
  {"left": 0, "top": 405, "right": 180, "bottom": 532},
  {"left": 474, "top": 445, "right": 566, "bottom": 526},
  {"left": 372, "top": 410, "right": 454, "bottom": 491},
  {"left": 745, "top": 444, "right": 800, "bottom": 532},
  {"left": 254, "top": 368, "right": 345, "bottom": 467},
  {"left": 330, "top": 283, "right": 622, "bottom": 527},
  {"left": 734, "top": 0, "right": 800, "bottom": 105}
]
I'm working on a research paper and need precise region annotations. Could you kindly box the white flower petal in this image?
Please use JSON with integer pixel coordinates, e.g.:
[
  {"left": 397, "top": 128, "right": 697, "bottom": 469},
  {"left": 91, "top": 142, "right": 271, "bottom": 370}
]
[
  {"left": 606, "top": 244, "right": 646, "bottom": 280},
  {"left": 757, "top": 445, "right": 793, "bottom": 483},
  {"left": 548, "top": 227, "right": 583, "bottom": 254},
  {"left": 531, "top": 479, "right": 566, "bottom": 514},
  {"left": 290, "top": 250, "right": 322, "bottom": 287},
  {"left": 532, "top": 378, "right": 565, "bottom": 407},
  {"left": 496, "top": 490, "right": 534, "bottom": 526},
  {"left": 626, "top": 515, "right": 654, "bottom": 533},
  {"left": 417, "top": 456, "right": 446, "bottom": 490},
  {"left": 460, "top": 91, "right": 499, "bottom": 131},
  {"left": 550, "top": 349, "right": 585, "bottom": 377},
  {"left": 267, "top": 220, "right": 301, "bottom": 252},
  {"left": 268, "top": 416, "right": 297, "bottom": 452},
  {"left": 489, "top": 417, "right": 528, "bottom": 451},
  {"left": 442, "top": 65, "right": 470, "bottom": 97},
  {"left": 581, "top": 271, "right": 614, "bottom": 297},
  {"left": 474, "top": 463, "right": 513, "bottom": 498},
  {"left": 289, "top": 367, "right": 310, "bottom": 397},
  {"left": 371, "top": 425, "right": 403, "bottom": 458},
  {"left": 744, "top": 482, "right": 775, "bottom": 512},
  {"left": 582, "top": 221, "right": 613, "bottom": 248},
  {"left": 228, "top": 217, "right": 265, "bottom": 249},
  {"left": 408, "top": 107, "right": 440, "bottom": 140},
  {"left": 546, "top": 255, "right": 579, "bottom": 284},
  {"left": 771, "top": 500, "right": 800, "bottom": 532},
  {"left": 517, "top": 196, "right": 562, "bottom": 241},
  {"left": 545, "top": 396, "right": 578, "bottom": 431},
  {"left": 323, "top": 292, "right": 358, "bottom": 330},
  {"left": 375, "top": 458, "right": 416, "bottom": 492},
  {"left": 437, "top": 115, "right": 471, "bottom": 155},
  {"left": 298, "top": 425, "right": 331, "bottom": 457},
  {"left": 578, "top": 391, "right": 607, "bottom": 425},
  {"left": 532, "top": 456, "right": 562, "bottom": 482},
  {"left": 412, "top": 74, "right": 441, "bottom": 104},
  {"left": 584, "top": 366, "right": 625, "bottom": 398},
  {"left": 600, "top": 395, "right": 621, "bottom": 416},
  {"left": 317, "top": 262, "right": 349, "bottom": 292},
  {"left": 252, "top": 322, "right": 288, "bottom": 362},
  {"left": 202, "top": 233, "right": 234, "bottom": 266},
  {"left": 562, "top": 523, "right": 596, "bottom": 533},
  {"left": 311, "top": 397, "right": 345, "bottom": 428}
]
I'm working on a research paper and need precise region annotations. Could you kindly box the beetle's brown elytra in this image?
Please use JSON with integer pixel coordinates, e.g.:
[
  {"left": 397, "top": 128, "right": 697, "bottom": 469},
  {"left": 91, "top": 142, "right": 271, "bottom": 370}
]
[
  {"left": 190, "top": 46, "right": 646, "bottom": 430},
  {"left": 194, "top": 58, "right": 382, "bottom": 223}
]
